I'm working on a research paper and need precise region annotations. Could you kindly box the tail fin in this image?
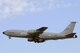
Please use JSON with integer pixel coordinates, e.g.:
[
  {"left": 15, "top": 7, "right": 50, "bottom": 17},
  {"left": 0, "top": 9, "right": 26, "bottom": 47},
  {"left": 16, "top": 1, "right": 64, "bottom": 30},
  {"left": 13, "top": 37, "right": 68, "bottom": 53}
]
[{"left": 61, "top": 21, "right": 76, "bottom": 34}]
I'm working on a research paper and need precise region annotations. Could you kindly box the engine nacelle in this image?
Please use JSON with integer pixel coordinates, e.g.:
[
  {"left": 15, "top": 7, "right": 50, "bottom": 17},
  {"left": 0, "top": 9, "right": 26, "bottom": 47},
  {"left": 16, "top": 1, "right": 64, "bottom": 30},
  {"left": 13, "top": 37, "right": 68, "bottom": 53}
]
[
  {"left": 28, "top": 38, "right": 45, "bottom": 43},
  {"left": 27, "top": 38, "right": 33, "bottom": 42}
]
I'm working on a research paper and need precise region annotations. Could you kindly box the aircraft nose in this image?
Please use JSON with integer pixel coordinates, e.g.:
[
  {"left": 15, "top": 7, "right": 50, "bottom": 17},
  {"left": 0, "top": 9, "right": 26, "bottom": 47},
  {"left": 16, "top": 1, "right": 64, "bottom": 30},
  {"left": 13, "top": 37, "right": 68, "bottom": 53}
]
[{"left": 3, "top": 32, "right": 5, "bottom": 34}]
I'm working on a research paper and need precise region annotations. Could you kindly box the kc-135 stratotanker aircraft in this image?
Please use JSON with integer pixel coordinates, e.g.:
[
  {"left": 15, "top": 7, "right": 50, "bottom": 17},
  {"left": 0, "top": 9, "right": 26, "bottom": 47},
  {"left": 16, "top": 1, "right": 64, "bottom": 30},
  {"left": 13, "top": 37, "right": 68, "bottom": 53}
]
[{"left": 3, "top": 21, "right": 77, "bottom": 43}]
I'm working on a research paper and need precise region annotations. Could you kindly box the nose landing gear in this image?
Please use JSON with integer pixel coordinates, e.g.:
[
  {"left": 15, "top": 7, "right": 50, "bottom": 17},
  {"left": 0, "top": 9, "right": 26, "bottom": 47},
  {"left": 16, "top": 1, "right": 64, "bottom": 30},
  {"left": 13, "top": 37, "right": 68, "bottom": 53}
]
[{"left": 8, "top": 36, "right": 11, "bottom": 39}]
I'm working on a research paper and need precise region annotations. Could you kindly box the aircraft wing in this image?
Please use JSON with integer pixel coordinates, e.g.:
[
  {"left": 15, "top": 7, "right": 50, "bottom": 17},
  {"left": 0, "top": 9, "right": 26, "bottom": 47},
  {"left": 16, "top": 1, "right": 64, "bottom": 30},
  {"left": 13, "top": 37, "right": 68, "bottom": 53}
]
[
  {"left": 36, "top": 27, "right": 48, "bottom": 32},
  {"left": 27, "top": 27, "right": 48, "bottom": 38}
]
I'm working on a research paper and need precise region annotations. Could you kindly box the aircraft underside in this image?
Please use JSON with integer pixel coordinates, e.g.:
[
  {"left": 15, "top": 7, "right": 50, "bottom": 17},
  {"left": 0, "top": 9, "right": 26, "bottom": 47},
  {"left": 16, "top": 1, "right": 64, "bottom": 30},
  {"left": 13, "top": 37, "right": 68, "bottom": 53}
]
[{"left": 8, "top": 33, "right": 77, "bottom": 43}]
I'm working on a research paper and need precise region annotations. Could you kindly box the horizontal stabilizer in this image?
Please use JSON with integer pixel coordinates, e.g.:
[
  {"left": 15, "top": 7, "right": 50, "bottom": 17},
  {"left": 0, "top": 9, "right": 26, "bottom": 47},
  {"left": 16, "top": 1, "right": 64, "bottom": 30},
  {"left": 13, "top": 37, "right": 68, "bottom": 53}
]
[{"left": 66, "top": 33, "right": 76, "bottom": 38}]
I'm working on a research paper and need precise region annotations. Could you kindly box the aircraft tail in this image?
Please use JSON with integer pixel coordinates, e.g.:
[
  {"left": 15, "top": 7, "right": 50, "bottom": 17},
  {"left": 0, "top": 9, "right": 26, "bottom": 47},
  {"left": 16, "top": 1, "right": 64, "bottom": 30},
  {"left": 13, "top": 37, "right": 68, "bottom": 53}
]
[{"left": 61, "top": 21, "right": 76, "bottom": 34}]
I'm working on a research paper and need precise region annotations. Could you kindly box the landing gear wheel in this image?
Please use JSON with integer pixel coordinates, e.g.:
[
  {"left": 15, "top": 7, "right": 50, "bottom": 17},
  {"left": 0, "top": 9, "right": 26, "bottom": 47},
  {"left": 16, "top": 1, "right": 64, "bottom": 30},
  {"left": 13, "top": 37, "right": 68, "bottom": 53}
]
[
  {"left": 34, "top": 37, "right": 40, "bottom": 43},
  {"left": 34, "top": 41, "right": 39, "bottom": 43},
  {"left": 34, "top": 39, "right": 39, "bottom": 43}
]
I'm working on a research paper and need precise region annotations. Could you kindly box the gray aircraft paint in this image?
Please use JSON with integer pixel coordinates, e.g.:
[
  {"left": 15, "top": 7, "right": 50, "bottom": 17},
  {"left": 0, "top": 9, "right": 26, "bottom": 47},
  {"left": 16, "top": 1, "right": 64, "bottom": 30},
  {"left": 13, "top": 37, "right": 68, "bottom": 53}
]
[{"left": 3, "top": 21, "right": 77, "bottom": 43}]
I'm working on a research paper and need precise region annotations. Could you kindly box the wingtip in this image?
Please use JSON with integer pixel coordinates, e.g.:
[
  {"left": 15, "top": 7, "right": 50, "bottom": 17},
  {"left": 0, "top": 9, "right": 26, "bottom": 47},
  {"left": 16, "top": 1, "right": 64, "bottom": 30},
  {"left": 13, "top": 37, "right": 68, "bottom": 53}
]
[
  {"left": 71, "top": 21, "right": 76, "bottom": 23},
  {"left": 42, "top": 27, "right": 48, "bottom": 29}
]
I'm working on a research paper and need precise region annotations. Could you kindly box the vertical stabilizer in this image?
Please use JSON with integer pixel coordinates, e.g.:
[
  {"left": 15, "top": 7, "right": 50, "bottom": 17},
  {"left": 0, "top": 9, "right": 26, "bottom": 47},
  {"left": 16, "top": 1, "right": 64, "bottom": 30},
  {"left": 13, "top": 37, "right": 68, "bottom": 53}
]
[{"left": 61, "top": 21, "right": 76, "bottom": 34}]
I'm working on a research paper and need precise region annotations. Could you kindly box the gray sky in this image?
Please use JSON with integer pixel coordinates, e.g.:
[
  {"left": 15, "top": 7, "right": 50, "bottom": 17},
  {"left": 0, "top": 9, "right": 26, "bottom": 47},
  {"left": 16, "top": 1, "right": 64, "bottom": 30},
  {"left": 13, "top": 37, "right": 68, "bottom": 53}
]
[{"left": 0, "top": 0, "right": 80, "bottom": 53}]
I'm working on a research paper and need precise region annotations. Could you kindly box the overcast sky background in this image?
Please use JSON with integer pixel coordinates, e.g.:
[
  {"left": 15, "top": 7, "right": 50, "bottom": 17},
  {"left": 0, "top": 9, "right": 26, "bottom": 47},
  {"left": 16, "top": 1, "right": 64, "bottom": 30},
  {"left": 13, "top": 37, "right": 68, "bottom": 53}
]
[{"left": 0, "top": 0, "right": 80, "bottom": 53}]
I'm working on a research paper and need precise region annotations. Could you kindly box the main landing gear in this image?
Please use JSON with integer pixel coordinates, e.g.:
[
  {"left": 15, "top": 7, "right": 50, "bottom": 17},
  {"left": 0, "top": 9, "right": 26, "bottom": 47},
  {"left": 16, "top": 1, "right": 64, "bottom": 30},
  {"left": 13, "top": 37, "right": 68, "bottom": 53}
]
[{"left": 33, "top": 38, "right": 45, "bottom": 43}]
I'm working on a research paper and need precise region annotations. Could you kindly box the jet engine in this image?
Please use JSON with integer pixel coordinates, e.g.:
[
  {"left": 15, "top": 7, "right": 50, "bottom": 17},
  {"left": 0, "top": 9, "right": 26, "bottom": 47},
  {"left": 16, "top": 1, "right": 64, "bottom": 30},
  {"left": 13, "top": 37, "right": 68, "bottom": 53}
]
[
  {"left": 27, "top": 38, "right": 45, "bottom": 43},
  {"left": 27, "top": 38, "right": 34, "bottom": 42}
]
